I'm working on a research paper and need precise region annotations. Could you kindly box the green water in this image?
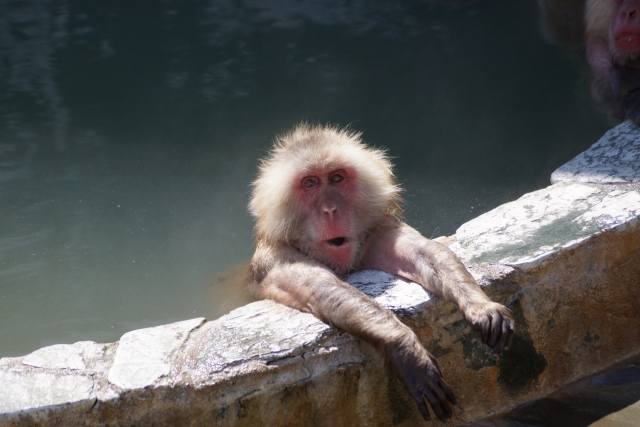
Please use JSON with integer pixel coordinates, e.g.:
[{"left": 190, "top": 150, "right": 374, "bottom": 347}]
[{"left": 0, "top": 0, "right": 610, "bottom": 356}]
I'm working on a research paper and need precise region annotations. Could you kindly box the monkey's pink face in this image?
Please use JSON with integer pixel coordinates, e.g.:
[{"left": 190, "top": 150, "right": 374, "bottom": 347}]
[
  {"left": 612, "top": 0, "right": 640, "bottom": 55},
  {"left": 294, "top": 167, "right": 360, "bottom": 271}
]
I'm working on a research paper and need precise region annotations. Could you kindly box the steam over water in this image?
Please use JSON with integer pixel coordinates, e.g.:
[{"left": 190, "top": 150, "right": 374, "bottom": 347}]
[{"left": 0, "top": 0, "right": 609, "bottom": 356}]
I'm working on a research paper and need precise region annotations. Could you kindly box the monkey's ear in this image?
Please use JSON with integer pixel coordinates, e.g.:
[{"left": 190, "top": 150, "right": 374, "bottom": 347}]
[{"left": 249, "top": 157, "right": 299, "bottom": 242}]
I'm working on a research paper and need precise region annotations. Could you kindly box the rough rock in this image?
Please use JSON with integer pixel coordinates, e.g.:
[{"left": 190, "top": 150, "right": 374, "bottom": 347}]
[
  {"left": 348, "top": 269, "right": 432, "bottom": 315},
  {"left": 22, "top": 342, "right": 89, "bottom": 371},
  {"left": 0, "top": 370, "right": 94, "bottom": 414},
  {"left": 551, "top": 120, "right": 640, "bottom": 183},
  {"left": 0, "top": 341, "right": 119, "bottom": 422},
  {"left": 176, "top": 300, "right": 334, "bottom": 381},
  {"left": 450, "top": 183, "right": 640, "bottom": 269},
  {"left": 108, "top": 317, "right": 205, "bottom": 390}
]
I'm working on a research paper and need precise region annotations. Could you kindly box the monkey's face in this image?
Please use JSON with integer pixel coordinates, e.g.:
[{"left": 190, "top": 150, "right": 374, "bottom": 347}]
[{"left": 293, "top": 167, "right": 363, "bottom": 273}]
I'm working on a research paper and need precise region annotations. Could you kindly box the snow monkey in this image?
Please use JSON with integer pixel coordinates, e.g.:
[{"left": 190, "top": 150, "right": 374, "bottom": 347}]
[
  {"left": 248, "top": 125, "right": 515, "bottom": 422},
  {"left": 586, "top": 0, "right": 640, "bottom": 123}
]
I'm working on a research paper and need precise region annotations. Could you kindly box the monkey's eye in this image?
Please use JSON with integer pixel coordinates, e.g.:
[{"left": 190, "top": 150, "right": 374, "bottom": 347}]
[
  {"left": 302, "top": 177, "right": 318, "bottom": 188},
  {"left": 330, "top": 174, "right": 344, "bottom": 184}
]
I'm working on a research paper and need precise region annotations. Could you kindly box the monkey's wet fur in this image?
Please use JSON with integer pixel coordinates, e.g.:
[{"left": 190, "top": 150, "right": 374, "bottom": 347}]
[{"left": 248, "top": 124, "right": 515, "bottom": 422}]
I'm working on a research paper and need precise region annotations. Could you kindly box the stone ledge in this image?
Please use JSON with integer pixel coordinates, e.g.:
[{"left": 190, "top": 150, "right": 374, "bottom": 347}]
[
  {"left": 450, "top": 182, "right": 640, "bottom": 269},
  {"left": 551, "top": 120, "right": 640, "bottom": 184},
  {"left": 2, "top": 121, "right": 640, "bottom": 426}
]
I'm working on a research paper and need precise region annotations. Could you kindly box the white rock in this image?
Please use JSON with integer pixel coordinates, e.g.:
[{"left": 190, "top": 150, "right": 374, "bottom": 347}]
[
  {"left": 0, "top": 370, "right": 94, "bottom": 413},
  {"left": 107, "top": 318, "right": 205, "bottom": 390},
  {"left": 348, "top": 270, "right": 432, "bottom": 313},
  {"left": 22, "top": 341, "right": 98, "bottom": 370},
  {"left": 551, "top": 120, "right": 640, "bottom": 183},
  {"left": 179, "top": 301, "right": 332, "bottom": 376},
  {"left": 451, "top": 184, "right": 640, "bottom": 269}
]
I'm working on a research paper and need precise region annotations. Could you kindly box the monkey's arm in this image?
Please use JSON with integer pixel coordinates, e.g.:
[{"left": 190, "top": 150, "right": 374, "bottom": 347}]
[
  {"left": 250, "top": 241, "right": 456, "bottom": 422},
  {"left": 363, "top": 223, "right": 515, "bottom": 355}
]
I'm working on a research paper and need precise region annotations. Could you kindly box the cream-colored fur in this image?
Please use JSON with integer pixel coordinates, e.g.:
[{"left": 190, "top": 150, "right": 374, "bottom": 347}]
[
  {"left": 249, "top": 124, "right": 402, "bottom": 244},
  {"left": 585, "top": 0, "right": 615, "bottom": 41}
]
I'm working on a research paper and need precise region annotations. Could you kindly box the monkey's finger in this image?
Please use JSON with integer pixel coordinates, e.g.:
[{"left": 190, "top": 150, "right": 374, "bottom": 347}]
[
  {"left": 495, "top": 316, "right": 512, "bottom": 354},
  {"left": 504, "top": 319, "right": 515, "bottom": 351},
  {"left": 480, "top": 315, "right": 491, "bottom": 345},
  {"left": 422, "top": 388, "right": 451, "bottom": 422},
  {"left": 412, "top": 392, "right": 431, "bottom": 421},
  {"left": 488, "top": 315, "right": 502, "bottom": 348},
  {"left": 430, "top": 383, "right": 453, "bottom": 418},
  {"left": 439, "top": 377, "right": 457, "bottom": 405}
]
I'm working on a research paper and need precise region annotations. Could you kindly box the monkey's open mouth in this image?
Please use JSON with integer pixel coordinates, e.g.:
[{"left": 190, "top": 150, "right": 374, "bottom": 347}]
[{"left": 325, "top": 237, "right": 347, "bottom": 246}]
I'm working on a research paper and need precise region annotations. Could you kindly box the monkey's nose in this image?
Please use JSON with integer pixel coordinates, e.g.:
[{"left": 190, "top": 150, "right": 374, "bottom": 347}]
[
  {"left": 326, "top": 237, "right": 347, "bottom": 246},
  {"left": 621, "top": 4, "right": 640, "bottom": 20},
  {"left": 323, "top": 206, "right": 337, "bottom": 216}
]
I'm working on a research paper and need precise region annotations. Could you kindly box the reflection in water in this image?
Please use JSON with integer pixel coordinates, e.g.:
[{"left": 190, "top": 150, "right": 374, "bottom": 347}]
[
  {"left": 0, "top": 0, "right": 70, "bottom": 151},
  {"left": 0, "top": 0, "right": 610, "bottom": 357},
  {"left": 584, "top": 0, "right": 640, "bottom": 125},
  {"left": 539, "top": 0, "right": 640, "bottom": 125}
]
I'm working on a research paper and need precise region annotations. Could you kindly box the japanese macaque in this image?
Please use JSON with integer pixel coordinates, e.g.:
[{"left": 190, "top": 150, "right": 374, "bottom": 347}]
[
  {"left": 248, "top": 125, "right": 515, "bottom": 422},
  {"left": 585, "top": 0, "right": 640, "bottom": 123}
]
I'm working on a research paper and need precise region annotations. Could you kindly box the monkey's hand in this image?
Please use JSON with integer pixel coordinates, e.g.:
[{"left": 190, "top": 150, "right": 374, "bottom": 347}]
[
  {"left": 464, "top": 301, "right": 515, "bottom": 356},
  {"left": 387, "top": 332, "right": 457, "bottom": 422}
]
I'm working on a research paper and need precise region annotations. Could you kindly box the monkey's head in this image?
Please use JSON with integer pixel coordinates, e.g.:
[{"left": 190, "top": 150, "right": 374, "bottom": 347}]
[{"left": 250, "top": 124, "right": 402, "bottom": 273}]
